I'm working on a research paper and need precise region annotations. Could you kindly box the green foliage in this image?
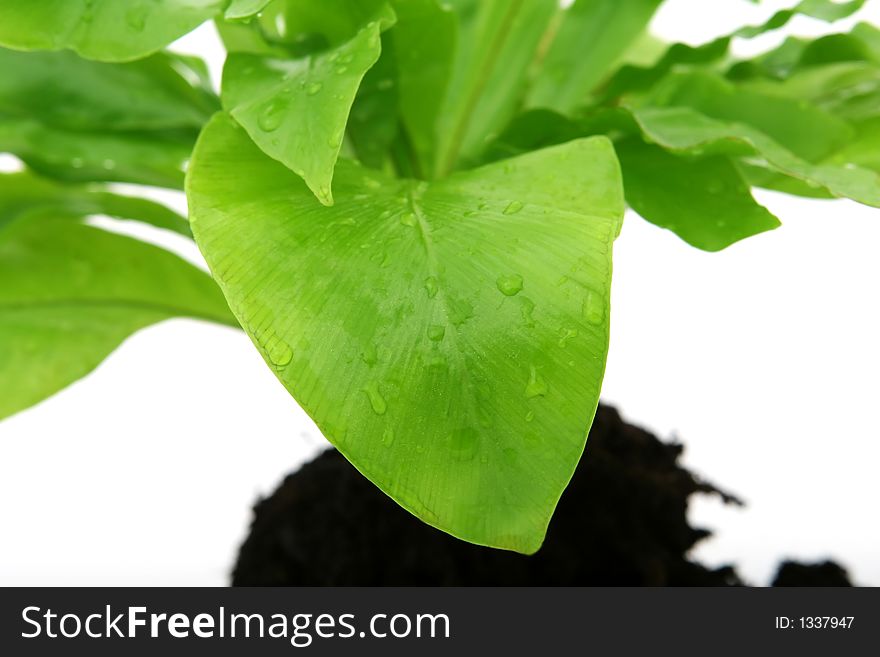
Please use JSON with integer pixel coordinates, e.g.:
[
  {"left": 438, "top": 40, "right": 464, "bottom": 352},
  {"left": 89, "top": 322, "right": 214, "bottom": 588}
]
[
  {"left": 1, "top": 0, "right": 879, "bottom": 551},
  {"left": 0, "top": 172, "right": 235, "bottom": 422},
  {"left": 188, "top": 114, "right": 622, "bottom": 553}
]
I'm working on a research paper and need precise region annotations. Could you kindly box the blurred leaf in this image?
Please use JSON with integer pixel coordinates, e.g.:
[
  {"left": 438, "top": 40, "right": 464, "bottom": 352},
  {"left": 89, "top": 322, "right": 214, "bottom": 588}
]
[
  {"left": 434, "top": 0, "right": 558, "bottom": 174},
  {"left": 616, "top": 139, "right": 780, "bottom": 251},
  {"left": 527, "top": 0, "right": 664, "bottom": 113},
  {"left": 188, "top": 113, "right": 623, "bottom": 553},
  {"left": 0, "top": 48, "right": 217, "bottom": 132},
  {"left": 0, "top": 0, "right": 226, "bottom": 62},
  {"left": 0, "top": 170, "right": 189, "bottom": 235},
  {"left": 646, "top": 71, "right": 854, "bottom": 162},
  {"left": 224, "top": 0, "right": 273, "bottom": 21},
  {"left": 629, "top": 105, "right": 880, "bottom": 206},
  {"left": 348, "top": 43, "right": 399, "bottom": 170},
  {"left": 0, "top": 117, "right": 193, "bottom": 189},
  {"left": 222, "top": 20, "right": 387, "bottom": 205},
  {"left": 0, "top": 207, "right": 235, "bottom": 421},
  {"left": 388, "top": 0, "right": 456, "bottom": 177},
  {"left": 603, "top": 0, "right": 869, "bottom": 103}
]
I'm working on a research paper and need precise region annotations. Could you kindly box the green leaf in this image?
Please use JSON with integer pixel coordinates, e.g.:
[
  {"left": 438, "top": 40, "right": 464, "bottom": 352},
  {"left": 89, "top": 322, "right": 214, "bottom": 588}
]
[
  {"left": 0, "top": 170, "right": 190, "bottom": 236},
  {"left": 0, "top": 208, "right": 235, "bottom": 421},
  {"left": 629, "top": 105, "right": 880, "bottom": 207},
  {"left": 645, "top": 71, "right": 854, "bottom": 163},
  {"left": 527, "top": 0, "right": 664, "bottom": 113},
  {"left": 0, "top": 48, "right": 218, "bottom": 132},
  {"left": 347, "top": 44, "right": 400, "bottom": 170},
  {"left": 224, "top": 0, "right": 273, "bottom": 21},
  {"left": 616, "top": 139, "right": 780, "bottom": 251},
  {"left": 0, "top": 117, "right": 193, "bottom": 189},
  {"left": 602, "top": 0, "right": 868, "bottom": 103},
  {"left": 736, "top": 0, "right": 867, "bottom": 38},
  {"left": 187, "top": 113, "right": 624, "bottom": 553},
  {"left": 222, "top": 20, "right": 386, "bottom": 204},
  {"left": 387, "top": 0, "right": 456, "bottom": 177},
  {"left": 434, "top": 0, "right": 558, "bottom": 174},
  {"left": 0, "top": 47, "right": 216, "bottom": 189},
  {"left": 0, "top": 0, "right": 226, "bottom": 62}
]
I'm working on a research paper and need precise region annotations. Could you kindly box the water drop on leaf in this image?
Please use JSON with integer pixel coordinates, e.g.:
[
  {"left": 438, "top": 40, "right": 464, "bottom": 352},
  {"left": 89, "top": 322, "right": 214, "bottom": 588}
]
[
  {"left": 424, "top": 276, "right": 439, "bottom": 299},
  {"left": 524, "top": 365, "right": 548, "bottom": 399},
  {"left": 306, "top": 82, "right": 323, "bottom": 95},
  {"left": 496, "top": 274, "right": 523, "bottom": 296},
  {"left": 400, "top": 212, "right": 417, "bottom": 227},
  {"left": 363, "top": 381, "right": 387, "bottom": 415},
  {"left": 582, "top": 291, "right": 604, "bottom": 326},
  {"left": 427, "top": 324, "right": 446, "bottom": 341},
  {"left": 503, "top": 200, "right": 524, "bottom": 215},
  {"left": 258, "top": 101, "right": 285, "bottom": 132}
]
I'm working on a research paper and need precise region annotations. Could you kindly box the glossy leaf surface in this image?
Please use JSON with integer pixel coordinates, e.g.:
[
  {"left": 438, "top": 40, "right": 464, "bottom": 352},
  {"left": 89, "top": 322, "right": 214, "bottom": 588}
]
[{"left": 188, "top": 113, "right": 624, "bottom": 553}]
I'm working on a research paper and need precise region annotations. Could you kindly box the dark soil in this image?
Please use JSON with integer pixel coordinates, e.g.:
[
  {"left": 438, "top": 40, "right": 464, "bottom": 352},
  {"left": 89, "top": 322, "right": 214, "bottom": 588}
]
[
  {"left": 236, "top": 404, "right": 778, "bottom": 586},
  {"left": 233, "top": 404, "right": 853, "bottom": 586}
]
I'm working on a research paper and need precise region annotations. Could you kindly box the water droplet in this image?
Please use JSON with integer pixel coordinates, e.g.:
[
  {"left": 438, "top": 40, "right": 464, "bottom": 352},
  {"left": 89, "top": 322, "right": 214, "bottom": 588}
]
[
  {"left": 306, "top": 81, "right": 323, "bottom": 95},
  {"left": 496, "top": 274, "right": 524, "bottom": 296},
  {"left": 258, "top": 100, "right": 285, "bottom": 132},
  {"left": 319, "top": 185, "right": 331, "bottom": 202},
  {"left": 264, "top": 336, "right": 293, "bottom": 367},
  {"left": 427, "top": 355, "right": 447, "bottom": 369},
  {"left": 427, "top": 324, "right": 446, "bottom": 341},
  {"left": 400, "top": 212, "right": 417, "bottom": 227},
  {"left": 582, "top": 291, "right": 604, "bottom": 326},
  {"left": 524, "top": 365, "right": 548, "bottom": 399},
  {"left": 328, "top": 132, "right": 342, "bottom": 148},
  {"left": 363, "top": 381, "right": 387, "bottom": 415},
  {"left": 361, "top": 343, "right": 377, "bottom": 365},
  {"left": 477, "top": 201, "right": 489, "bottom": 210},
  {"left": 335, "top": 66, "right": 349, "bottom": 74},
  {"left": 448, "top": 297, "right": 474, "bottom": 326},
  {"left": 125, "top": 6, "right": 148, "bottom": 31},
  {"left": 449, "top": 426, "right": 479, "bottom": 461},
  {"left": 339, "top": 53, "right": 354, "bottom": 64},
  {"left": 382, "top": 426, "right": 395, "bottom": 446},
  {"left": 525, "top": 410, "right": 535, "bottom": 423},
  {"left": 503, "top": 200, "right": 524, "bottom": 215},
  {"left": 519, "top": 297, "right": 536, "bottom": 327},
  {"left": 101, "top": 159, "right": 116, "bottom": 170},
  {"left": 364, "top": 178, "right": 381, "bottom": 189},
  {"left": 339, "top": 217, "right": 356, "bottom": 226},
  {"left": 424, "top": 276, "right": 439, "bottom": 299},
  {"left": 557, "top": 326, "right": 578, "bottom": 348}
]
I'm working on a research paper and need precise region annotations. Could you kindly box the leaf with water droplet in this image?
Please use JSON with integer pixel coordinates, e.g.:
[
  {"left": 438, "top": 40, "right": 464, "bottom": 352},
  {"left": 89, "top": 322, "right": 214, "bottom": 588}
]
[
  {"left": 189, "top": 115, "right": 622, "bottom": 554},
  {"left": 503, "top": 200, "right": 524, "bottom": 215},
  {"left": 496, "top": 273, "right": 524, "bottom": 296},
  {"left": 222, "top": 18, "right": 388, "bottom": 205}
]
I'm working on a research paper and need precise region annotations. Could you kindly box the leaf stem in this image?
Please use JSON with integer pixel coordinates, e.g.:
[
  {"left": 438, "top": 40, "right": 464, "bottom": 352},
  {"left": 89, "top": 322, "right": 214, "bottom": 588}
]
[{"left": 435, "top": 0, "right": 525, "bottom": 177}]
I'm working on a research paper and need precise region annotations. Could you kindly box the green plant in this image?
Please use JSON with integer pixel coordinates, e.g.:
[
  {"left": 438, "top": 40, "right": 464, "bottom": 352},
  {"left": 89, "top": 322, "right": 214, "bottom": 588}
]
[{"left": 1, "top": 0, "right": 878, "bottom": 554}]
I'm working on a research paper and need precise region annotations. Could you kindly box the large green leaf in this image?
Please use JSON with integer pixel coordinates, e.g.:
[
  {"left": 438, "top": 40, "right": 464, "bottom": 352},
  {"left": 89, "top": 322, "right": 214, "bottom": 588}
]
[
  {"left": 188, "top": 113, "right": 623, "bottom": 553},
  {"left": 0, "top": 208, "right": 235, "bottom": 421},
  {"left": 0, "top": 48, "right": 217, "bottom": 132},
  {"left": 434, "top": 0, "right": 558, "bottom": 174},
  {"left": 527, "top": 0, "right": 664, "bottom": 113},
  {"left": 615, "top": 140, "right": 780, "bottom": 251},
  {"left": 0, "top": 0, "right": 225, "bottom": 62},
  {"left": 222, "top": 19, "right": 387, "bottom": 204}
]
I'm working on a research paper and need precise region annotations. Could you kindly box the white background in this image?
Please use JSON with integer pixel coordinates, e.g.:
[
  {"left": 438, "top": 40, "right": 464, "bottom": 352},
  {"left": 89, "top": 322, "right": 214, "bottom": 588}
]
[{"left": 1, "top": 0, "right": 879, "bottom": 586}]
